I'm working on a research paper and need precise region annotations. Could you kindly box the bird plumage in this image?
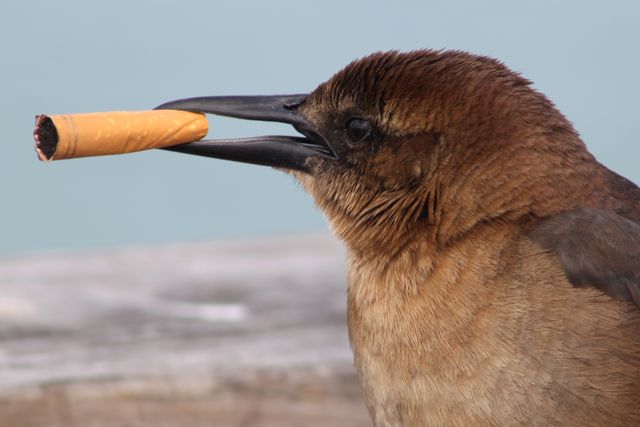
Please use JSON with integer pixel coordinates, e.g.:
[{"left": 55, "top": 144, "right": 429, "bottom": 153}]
[{"left": 290, "top": 50, "right": 640, "bottom": 425}]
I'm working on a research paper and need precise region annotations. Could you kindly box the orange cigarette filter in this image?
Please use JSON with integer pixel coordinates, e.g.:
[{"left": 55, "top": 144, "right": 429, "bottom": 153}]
[{"left": 33, "top": 110, "right": 209, "bottom": 161}]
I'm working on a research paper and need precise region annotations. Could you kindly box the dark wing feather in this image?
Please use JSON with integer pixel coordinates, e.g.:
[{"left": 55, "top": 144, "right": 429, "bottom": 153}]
[{"left": 528, "top": 207, "right": 640, "bottom": 307}]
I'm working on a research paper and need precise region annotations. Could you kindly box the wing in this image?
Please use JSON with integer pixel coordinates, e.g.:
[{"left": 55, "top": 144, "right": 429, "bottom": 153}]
[{"left": 528, "top": 207, "right": 640, "bottom": 307}]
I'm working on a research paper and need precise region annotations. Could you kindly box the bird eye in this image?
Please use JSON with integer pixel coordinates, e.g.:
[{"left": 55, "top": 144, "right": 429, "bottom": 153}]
[{"left": 345, "top": 118, "right": 372, "bottom": 144}]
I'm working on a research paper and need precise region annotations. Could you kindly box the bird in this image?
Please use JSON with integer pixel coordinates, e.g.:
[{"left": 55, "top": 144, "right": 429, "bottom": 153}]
[{"left": 157, "top": 50, "right": 640, "bottom": 426}]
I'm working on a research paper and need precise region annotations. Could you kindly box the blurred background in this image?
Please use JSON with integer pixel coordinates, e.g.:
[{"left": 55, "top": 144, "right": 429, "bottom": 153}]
[
  {"left": 1, "top": 1, "right": 639, "bottom": 426},
  {"left": 1, "top": 0, "right": 639, "bottom": 256}
]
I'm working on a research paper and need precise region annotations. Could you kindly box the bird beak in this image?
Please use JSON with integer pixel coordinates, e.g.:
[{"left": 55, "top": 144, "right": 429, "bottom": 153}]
[{"left": 155, "top": 95, "right": 335, "bottom": 173}]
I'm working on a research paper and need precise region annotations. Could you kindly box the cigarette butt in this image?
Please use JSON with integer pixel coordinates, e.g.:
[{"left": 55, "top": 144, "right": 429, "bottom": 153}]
[{"left": 33, "top": 110, "right": 209, "bottom": 161}]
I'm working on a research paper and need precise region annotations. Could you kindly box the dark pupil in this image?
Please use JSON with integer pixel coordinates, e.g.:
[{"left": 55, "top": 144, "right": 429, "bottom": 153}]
[{"left": 347, "top": 118, "right": 371, "bottom": 143}]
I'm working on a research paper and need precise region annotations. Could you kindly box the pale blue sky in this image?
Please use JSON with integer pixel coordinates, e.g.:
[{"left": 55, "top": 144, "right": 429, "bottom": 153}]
[{"left": 2, "top": 0, "right": 639, "bottom": 255}]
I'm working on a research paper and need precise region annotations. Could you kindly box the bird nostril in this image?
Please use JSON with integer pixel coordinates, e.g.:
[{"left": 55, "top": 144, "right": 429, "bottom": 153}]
[{"left": 284, "top": 100, "right": 304, "bottom": 110}]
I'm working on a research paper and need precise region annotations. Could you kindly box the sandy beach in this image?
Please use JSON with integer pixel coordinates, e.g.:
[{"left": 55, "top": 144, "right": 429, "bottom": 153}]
[{"left": 0, "top": 234, "right": 369, "bottom": 426}]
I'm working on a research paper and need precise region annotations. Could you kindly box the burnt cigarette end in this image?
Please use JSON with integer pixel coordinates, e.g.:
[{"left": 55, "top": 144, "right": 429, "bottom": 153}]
[{"left": 34, "top": 115, "right": 59, "bottom": 161}]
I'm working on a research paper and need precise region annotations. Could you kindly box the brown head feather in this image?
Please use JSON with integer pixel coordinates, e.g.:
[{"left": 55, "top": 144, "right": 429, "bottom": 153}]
[{"left": 295, "top": 50, "right": 609, "bottom": 258}]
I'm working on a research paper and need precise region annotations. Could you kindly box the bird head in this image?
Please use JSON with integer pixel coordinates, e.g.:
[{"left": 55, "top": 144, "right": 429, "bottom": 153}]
[{"left": 159, "top": 50, "right": 594, "bottom": 256}]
